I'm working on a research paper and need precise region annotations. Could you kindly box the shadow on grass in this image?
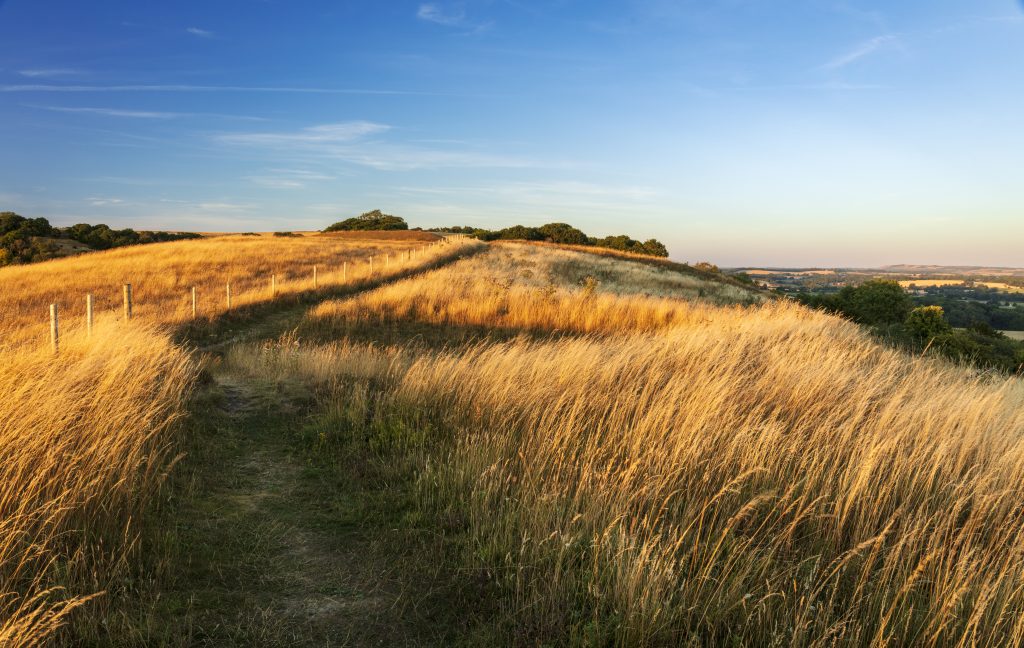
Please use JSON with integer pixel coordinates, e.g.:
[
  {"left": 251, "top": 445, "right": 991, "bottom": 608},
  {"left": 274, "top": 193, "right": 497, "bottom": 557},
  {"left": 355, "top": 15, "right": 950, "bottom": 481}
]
[
  {"left": 296, "top": 315, "right": 590, "bottom": 351},
  {"left": 172, "top": 244, "right": 488, "bottom": 351}
]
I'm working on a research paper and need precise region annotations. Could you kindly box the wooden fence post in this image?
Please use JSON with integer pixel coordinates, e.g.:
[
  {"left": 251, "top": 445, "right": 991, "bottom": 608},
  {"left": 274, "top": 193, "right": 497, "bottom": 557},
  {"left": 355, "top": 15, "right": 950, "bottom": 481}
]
[
  {"left": 191, "top": 286, "right": 197, "bottom": 319},
  {"left": 226, "top": 282, "right": 232, "bottom": 309},
  {"left": 313, "top": 265, "right": 318, "bottom": 289},
  {"left": 50, "top": 303, "right": 58, "bottom": 353},
  {"left": 86, "top": 294, "right": 94, "bottom": 337},
  {"left": 123, "top": 283, "right": 133, "bottom": 321},
  {"left": 369, "top": 256, "right": 374, "bottom": 274}
]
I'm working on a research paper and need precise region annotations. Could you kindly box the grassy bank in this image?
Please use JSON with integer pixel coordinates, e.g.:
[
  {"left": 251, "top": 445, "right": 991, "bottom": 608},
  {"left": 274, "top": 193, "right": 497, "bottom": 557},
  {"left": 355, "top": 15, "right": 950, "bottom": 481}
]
[
  {"left": 238, "top": 242, "right": 1024, "bottom": 646},
  {"left": 0, "top": 234, "right": 478, "bottom": 644}
]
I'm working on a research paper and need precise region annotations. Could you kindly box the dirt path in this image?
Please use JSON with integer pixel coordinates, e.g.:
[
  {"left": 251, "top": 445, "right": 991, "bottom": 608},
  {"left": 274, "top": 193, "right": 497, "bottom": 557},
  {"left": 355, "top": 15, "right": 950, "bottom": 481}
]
[
  {"left": 141, "top": 248, "right": 484, "bottom": 647},
  {"left": 161, "top": 372, "right": 438, "bottom": 646}
]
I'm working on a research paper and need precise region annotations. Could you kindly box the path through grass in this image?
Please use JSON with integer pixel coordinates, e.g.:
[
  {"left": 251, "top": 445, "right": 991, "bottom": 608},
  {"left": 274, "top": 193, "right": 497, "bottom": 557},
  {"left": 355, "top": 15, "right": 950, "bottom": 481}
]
[{"left": 105, "top": 246, "right": 492, "bottom": 646}]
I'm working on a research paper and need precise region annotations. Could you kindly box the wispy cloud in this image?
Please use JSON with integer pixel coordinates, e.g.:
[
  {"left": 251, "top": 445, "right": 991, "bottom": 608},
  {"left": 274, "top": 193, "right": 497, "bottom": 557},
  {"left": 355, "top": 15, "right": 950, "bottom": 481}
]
[
  {"left": 88, "top": 197, "right": 125, "bottom": 206},
  {"left": 821, "top": 34, "right": 899, "bottom": 70},
  {"left": 245, "top": 168, "right": 335, "bottom": 189},
  {"left": 400, "top": 180, "right": 658, "bottom": 207},
  {"left": 388, "top": 180, "right": 666, "bottom": 230},
  {"left": 417, "top": 3, "right": 492, "bottom": 33},
  {"left": 186, "top": 27, "right": 214, "bottom": 38},
  {"left": 0, "top": 84, "right": 431, "bottom": 95},
  {"left": 417, "top": 3, "right": 465, "bottom": 26},
  {"left": 18, "top": 68, "right": 81, "bottom": 78},
  {"left": 218, "top": 121, "right": 390, "bottom": 146},
  {"left": 38, "top": 105, "right": 182, "bottom": 119},
  {"left": 217, "top": 121, "right": 535, "bottom": 171}
]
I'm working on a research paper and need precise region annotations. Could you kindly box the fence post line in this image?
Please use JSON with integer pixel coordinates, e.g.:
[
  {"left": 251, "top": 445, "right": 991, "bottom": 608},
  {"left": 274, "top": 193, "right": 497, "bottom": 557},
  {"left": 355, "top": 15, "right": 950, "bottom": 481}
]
[
  {"left": 50, "top": 303, "right": 59, "bottom": 353},
  {"left": 313, "top": 265, "right": 318, "bottom": 289},
  {"left": 123, "top": 283, "right": 133, "bottom": 321},
  {"left": 191, "top": 286, "right": 197, "bottom": 319},
  {"left": 226, "top": 282, "right": 232, "bottom": 309},
  {"left": 86, "top": 294, "right": 94, "bottom": 337}
]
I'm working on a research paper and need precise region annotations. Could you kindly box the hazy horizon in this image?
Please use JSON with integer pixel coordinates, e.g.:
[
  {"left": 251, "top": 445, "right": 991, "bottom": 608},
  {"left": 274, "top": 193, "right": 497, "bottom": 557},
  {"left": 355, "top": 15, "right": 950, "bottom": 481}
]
[{"left": 2, "top": 0, "right": 1022, "bottom": 267}]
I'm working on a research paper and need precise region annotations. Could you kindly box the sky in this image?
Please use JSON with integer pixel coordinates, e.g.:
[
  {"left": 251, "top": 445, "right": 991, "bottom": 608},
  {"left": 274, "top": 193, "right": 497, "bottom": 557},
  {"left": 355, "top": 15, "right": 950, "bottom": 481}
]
[{"left": 1, "top": 0, "right": 1022, "bottom": 267}]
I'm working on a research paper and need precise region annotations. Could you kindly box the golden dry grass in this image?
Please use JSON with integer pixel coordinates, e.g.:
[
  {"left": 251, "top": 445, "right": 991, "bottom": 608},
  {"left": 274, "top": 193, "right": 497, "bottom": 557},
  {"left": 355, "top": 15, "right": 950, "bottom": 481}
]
[
  {"left": 0, "top": 233, "right": 474, "bottom": 644},
  {"left": 252, "top": 243, "right": 1024, "bottom": 645},
  {"left": 0, "top": 325, "right": 196, "bottom": 646},
  {"left": 0, "top": 234, "right": 463, "bottom": 349},
  {"left": 304, "top": 243, "right": 762, "bottom": 340}
]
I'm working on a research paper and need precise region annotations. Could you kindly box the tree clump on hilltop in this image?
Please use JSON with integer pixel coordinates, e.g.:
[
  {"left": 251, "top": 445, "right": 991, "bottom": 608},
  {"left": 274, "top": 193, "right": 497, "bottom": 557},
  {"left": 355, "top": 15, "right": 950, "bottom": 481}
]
[
  {"left": 435, "top": 222, "right": 669, "bottom": 258},
  {"left": 1, "top": 211, "right": 201, "bottom": 267},
  {"left": 324, "top": 209, "right": 408, "bottom": 232}
]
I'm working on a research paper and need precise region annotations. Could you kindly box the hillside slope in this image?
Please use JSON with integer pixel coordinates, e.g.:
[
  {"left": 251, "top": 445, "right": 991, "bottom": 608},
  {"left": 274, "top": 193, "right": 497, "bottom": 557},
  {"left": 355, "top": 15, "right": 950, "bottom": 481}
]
[
  {"left": 5, "top": 236, "right": 1023, "bottom": 645},
  {"left": 232, "top": 240, "right": 1024, "bottom": 646},
  {"left": 0, "top": 234, "right": 477, "bottom": 645}
]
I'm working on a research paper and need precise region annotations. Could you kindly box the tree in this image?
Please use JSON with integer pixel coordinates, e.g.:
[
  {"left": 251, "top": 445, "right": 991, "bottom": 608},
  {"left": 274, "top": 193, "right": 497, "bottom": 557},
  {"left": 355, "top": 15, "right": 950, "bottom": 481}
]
[
  {"left": 538, "top": 222, "right": 589, "bottom": 245},
  {"left": 836, "top": 280, "right": 912, "bottom": 326},
  {"left": 0, "top": 212, "right": 57, "bottom": 265},
  {"left": 324, "top": 209, "right": 408, "bottom": 231},
  {"left": 641, "top": 239, "right": 668, "bottom": 257},
  {"left": 496, "top": 225, "right": 543, "bottom": 241},
  {"left": 905, "top": 305, "right": 952, "bottom": 340}
]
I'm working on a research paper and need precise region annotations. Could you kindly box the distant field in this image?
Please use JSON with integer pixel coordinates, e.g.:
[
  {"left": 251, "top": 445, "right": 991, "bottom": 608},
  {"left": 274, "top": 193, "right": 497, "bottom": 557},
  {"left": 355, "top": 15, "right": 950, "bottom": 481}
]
[
  {"left": 899, "top": 279, "right": 1024, "bottom": 292},
  {"left": 1004, "top": 330, "right": 1024, "bottom": 340},
  {"left": 741, "top": 268, "right": 835, "bottom": 276}
]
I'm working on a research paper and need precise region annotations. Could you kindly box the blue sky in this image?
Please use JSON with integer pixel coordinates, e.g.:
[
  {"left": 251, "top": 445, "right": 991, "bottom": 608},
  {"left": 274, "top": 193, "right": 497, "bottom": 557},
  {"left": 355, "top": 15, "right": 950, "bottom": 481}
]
[{"left": 1, "top": 0, "right": 1022, "bottom": 266}]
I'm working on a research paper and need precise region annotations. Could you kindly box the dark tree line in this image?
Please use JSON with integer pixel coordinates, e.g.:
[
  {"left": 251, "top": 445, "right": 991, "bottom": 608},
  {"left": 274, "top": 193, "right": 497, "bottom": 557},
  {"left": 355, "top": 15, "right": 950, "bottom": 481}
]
[
  {"left": 1, "top": 212, "right": 200, "bottom": 266},
  {"left": 435, "top": 222, "right": 669, "bottom": 258}
]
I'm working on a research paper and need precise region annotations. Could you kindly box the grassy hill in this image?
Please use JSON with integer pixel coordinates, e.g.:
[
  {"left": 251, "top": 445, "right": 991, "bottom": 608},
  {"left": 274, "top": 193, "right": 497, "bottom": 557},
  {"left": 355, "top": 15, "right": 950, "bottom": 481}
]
[{"left": 3, "top": 235, "right": 1023, "bottom": 645}]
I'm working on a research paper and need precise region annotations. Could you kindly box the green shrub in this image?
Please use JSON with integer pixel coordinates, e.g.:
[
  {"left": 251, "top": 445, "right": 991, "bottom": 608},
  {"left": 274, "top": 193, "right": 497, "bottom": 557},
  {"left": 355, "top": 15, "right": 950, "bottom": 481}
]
[
  {"left": 905, "top": 306, "right": 952, "bottom": 340},
  {"left": 836, "top": 280, "right": 912, "bottom": 326}
]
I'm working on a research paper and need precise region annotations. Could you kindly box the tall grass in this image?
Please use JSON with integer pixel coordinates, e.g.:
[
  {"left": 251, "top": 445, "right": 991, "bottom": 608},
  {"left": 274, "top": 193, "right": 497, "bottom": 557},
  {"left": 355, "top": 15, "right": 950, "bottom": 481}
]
[
  {"left": 0, "top": 233, "right": 460, "bottom": 349},
  {"left": 305, "top": 244, "right": 762, "bottom": 340},
  {"left": 0, "top": 234, "right": 477, "bottom": 644},
  {"left": 0, "top": 325, "right": 196, "bottom": 646},
  {"left": 253, "top": 244, "right": 1024, "bottom": 646}
]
